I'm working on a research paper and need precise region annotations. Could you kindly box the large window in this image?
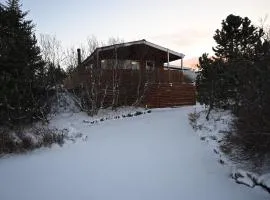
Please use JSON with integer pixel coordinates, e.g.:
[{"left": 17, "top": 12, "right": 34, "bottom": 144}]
[
  {"left": 100, "top": 59, "right": 140, "bottom": 70},
  {"left": 101, "top": 60, "right": 113, "bottom": 69}
]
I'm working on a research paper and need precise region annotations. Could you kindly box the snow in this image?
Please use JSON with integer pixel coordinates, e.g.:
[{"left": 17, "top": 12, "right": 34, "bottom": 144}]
[
  {"left": 230, "top": 169, "right": 270, "bottom": 192},
  {"left": 231, "top": 169, "right": 257, "bottom": 187},
  {"left": 191, "top": 104, "right": 270, "bottom": 193},
  {"left": 0, "top": 105, "right": 269, "bottom": 199},
  {"left": 258, "top": 174, "right": 270, "bottom": 190}
]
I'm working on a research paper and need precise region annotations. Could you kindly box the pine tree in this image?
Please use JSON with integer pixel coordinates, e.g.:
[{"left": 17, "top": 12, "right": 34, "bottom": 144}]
[
  {"left": 196, "top": 54, "right": 231, "bottom": 119},
  {"left": 196, "top": 14, "right": 270, "bottom": 162},
  {"left": 0, "top": 0, "right": 46, "bottom": 125},
  {"left": 213, "top": 14, "right": 264, "bottom": 61},
  {"left": 237, "top": 40, "right": 270, "bottom": 134},
  {"left": 197, "top": 14, "right": 266, "bottom": 115}
]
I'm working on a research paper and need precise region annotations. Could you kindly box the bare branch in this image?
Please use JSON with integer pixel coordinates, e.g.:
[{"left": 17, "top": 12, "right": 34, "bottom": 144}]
[{"left": 39, "top": 34, "right": 63, "bottom": 66}]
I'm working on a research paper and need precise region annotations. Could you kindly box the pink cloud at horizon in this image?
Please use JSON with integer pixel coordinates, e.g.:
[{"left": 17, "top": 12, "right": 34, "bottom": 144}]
[{"left": 184, "top": 57, "right": 199, "bottom": 69}]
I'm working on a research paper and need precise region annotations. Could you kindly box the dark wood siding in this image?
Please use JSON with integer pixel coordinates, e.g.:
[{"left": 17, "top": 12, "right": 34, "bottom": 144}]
[
  {"left": 64, "top": 68, "right": 195, "bottom": 108},
  {"left": 143, "top": 83, "right": 196, "bottom": 108}
]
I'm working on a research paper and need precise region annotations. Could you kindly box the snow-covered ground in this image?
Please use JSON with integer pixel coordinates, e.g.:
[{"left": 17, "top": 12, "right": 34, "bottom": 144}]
[
  {"left": 190, "top": 105, "right": 270, "bottom": 193},
  {"left": 0, "top": 104, "right": 269, "bottom": 199}
]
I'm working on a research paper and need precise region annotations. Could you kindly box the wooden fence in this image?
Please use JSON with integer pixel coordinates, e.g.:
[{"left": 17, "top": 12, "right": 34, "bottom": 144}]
[
  {"left": 143, "top": 83, "right": 196, "bottom": 108},
  {"left": 64, "top": 68, "right": 196, "bottom": 108}
]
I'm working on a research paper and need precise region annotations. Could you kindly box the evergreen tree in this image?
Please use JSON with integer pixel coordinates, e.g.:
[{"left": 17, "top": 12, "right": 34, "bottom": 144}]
[
  {"left": 45, "top": 62, "right": 67, "bottom": 88},
  {"left": 197, "top": 14, "right": 266, "bottom": 114},
  {"left": 213, "top": 14, "right": 264, "bottom": 61},
  {"left": 237, "top": 40, "right": 270, "bottom": 133},
  {"left": 212, "top": 15, "right": 265, "bottom": 111},
  {"left": 0, "top": 0, "right": 46, "bottom": 125},
  {"left": 196, "top": 14, "right": 270, "bottom": 162},
  {"left": 196, "top": 54, "right": 232, "bottom": 118}
]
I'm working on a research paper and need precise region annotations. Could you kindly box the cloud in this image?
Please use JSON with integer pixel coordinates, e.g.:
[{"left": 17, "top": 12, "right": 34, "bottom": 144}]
[
  {"left": 145, "top": 28, "right": 215, "bottom": 58},
  {"left": 184, "top": 57, "right": 199, "bottom": 68},
  {"left": 149, "top": 28, "right": 211, "bottom": 47}
]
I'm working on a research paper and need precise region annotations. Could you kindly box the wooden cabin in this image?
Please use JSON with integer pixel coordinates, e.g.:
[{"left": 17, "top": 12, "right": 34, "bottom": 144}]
[{"left": 64, "top": 39, "right": 196, "bottom": 108}]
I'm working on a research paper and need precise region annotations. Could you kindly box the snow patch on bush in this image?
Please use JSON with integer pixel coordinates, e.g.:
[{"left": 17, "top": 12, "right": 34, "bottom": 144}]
[
  {"left": 231, "top": 169, "right": 257, "bottom": 188},
  {"left": 47, "top": 90, "right": 151, "bottom": 143},
  {"left": 190, "top": 105, "right": 270, "bottom": 193},
  {"left": 231, "top": 169, "right": 270, "bottom": 193},
  {"left": 0, "top": 90, "right": 151, "bottom": 155},
  {"left": 189, "top": 105, "right": 233, "bottom": 163},
  {"left": 49, "top": 89, "right": 81, "bottom": 116}
]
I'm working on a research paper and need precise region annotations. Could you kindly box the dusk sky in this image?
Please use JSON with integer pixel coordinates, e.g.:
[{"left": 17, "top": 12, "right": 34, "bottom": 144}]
[{"left": 7, "top": 0, "right": 270, "bottom": 65}]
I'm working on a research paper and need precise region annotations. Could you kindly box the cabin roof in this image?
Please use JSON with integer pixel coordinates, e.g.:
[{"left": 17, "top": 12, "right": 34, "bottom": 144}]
[{"left": 82, "top": 39, "right": 185, "bottom": 65}]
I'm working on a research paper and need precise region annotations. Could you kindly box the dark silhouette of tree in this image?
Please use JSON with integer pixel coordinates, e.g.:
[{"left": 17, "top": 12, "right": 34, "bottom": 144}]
[
  {"left": 213, "top": 14, "right": 264, "bottom": 61},
  {"left": 196, "top": 54, "right": 228, "bottom": 119},
  {"left": 0, "top": 0, "right": 47, "bottom": 125},
  {"left": 197, "top": 14, "right": 267, "bottom": 114},
  {"left": 196, "top": 14, "right": 270, "bottom": 163}
]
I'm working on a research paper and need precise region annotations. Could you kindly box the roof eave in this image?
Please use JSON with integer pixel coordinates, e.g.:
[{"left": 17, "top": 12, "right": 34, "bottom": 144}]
[{"left": 81, "top": 39, "right": 185, "bottom": 65}]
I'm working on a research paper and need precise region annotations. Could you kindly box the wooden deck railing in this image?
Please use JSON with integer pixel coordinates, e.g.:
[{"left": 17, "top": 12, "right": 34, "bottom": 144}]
[
  {"left": 64, "top": 69, "right": 196, "bottom": 108},
  {"left": 64, "top": 68, "right": 186, "bottom": 89}
]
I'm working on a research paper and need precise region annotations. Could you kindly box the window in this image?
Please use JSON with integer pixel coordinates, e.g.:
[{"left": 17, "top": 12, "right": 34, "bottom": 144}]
[
  {"left": 146, "top": 61, "right": 155, "bottom": 71},
  {"left": 131, "top": 61, "right": 139, "bottom": 70},
  {"left": 101, "top": 60, "right": 113, "bottom": 69},
  {"left": 100, "top": 59, "right": 140, "bottom": 70},
  {"left": 85, "top": 64, "right": 93, "bottom": 70}
]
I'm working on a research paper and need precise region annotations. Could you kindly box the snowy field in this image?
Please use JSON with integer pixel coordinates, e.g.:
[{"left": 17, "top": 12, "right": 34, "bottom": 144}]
[{"left": 0, "top": 106, "right": 269, "bottom": 200}]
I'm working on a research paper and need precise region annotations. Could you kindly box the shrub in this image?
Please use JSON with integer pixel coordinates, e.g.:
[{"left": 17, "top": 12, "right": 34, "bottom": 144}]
[
  {"left": 0, "top": 129, "right": 18, "bottom": 154},
  {"left": 0, "top": 127, "right": 67, "bottom": 156},
  {"left": 21, "top": 136, "right": 35, "bottom": 150},
  {"left": 41, "top": 132, "right": 65, "bottom": 147},
  {"left": 221, "top": 132, "right": 270, "bottom": 170},
  {"left": 188, "top": 112, "right": 200, "bottom": 130}
]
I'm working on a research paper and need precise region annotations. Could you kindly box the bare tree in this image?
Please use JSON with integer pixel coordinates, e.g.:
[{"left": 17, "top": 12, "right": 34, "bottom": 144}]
[
  {"left": 63, "top": 46, "right": 79, "bottom": 74},
  {"left": 63, "top": 35, "right": 100, "bottom": 74},
  {"left": 69, "top": 36, "right": 101, "bottom": 115},
  {"left": 259, "top": 15, "right": 270, "bottom": 41},
  {"left": 106, "top": 37, "right": 124, "bottom": 108},
  {"left": 85, "top": 36, "right": 125, "bottom": 111},
  {"left": 86, "top": 35, "right": 99, "bottom": 54},
  {"left": 107, "top": 36, "right": 124, "bottom": 45},
  {"left": 264, "top": 25, "right": 270, "bottom": 41},
  {"left": 39, "top": 34, "right": 63, "bottom": 66},
  {"left": 39, "top": 34, "right": 66, "bottom": 88},
  {"left": 64, "top": 35, "right": 129, "bottom": 114}
]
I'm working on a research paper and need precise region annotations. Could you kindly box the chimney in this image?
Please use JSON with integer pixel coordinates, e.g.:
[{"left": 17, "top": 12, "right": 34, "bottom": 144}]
[{"left": 77, "top": 48, "right": 81, "bottom": 66}]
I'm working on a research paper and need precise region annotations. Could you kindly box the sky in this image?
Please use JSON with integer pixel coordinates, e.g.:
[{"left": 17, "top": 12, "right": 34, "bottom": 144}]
[{"left": 3, "top": 0, "right": 270, "bottom": 66}]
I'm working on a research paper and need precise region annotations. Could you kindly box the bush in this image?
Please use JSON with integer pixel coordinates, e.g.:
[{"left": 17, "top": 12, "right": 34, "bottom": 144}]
[
  {"left": 188, "top": 112, "right": 201, "bottom": 130},
  {"left": 0, "top": 129, "right": 18, "bottom": 154},
  {"left": 221, "top": 132, "right": 270, "bottom": 170},
  {"left": 0, "top": 127, "right": 67, "bottom": 156},
  {"left": 41, "top": 131, "right": 66, "bottom": 147},
  {"left": 21, "top": 136, "right": 35, "bottom": 150}
]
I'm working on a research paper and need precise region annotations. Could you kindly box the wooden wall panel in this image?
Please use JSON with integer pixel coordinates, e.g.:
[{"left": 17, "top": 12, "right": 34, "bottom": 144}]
[
  {"left": 64, "top": 69, "right": 196, "bottom": 108},
  {"left": 143, "top": 83, "right": 196, "bottom": 108}
]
